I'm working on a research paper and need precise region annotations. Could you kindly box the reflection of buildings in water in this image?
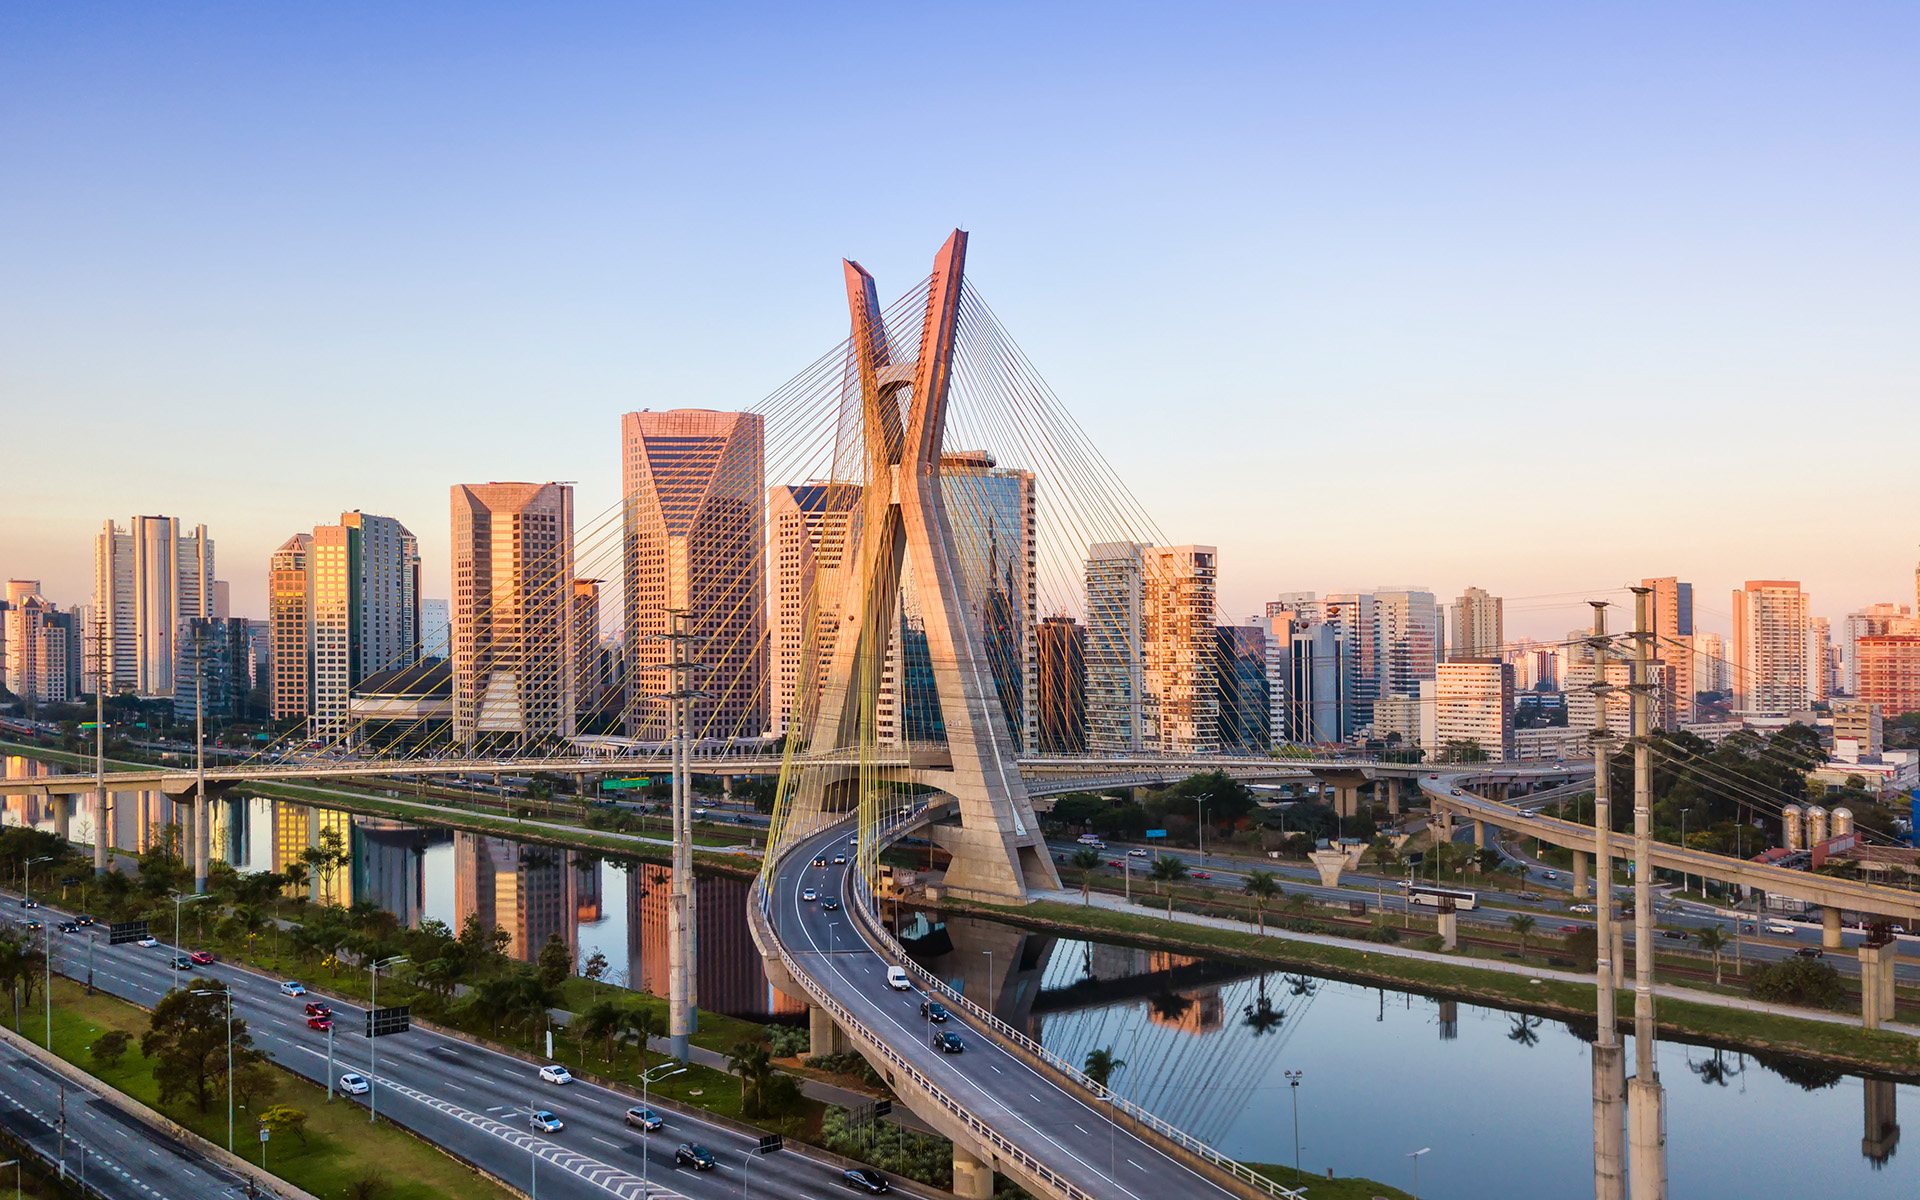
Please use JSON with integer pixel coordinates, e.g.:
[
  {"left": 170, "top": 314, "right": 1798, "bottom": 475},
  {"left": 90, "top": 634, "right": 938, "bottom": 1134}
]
[
  {"left": 455, "top": 833, "right": 575, "bottom": 963},
  {"left": 272, "top": 804, "right": 354, "bottom": 906},
  {"left": 1438, "top": 999, "right": 1458, "bottom": 1040},
  {"left": 1147, "top": 987, "right": 1224, "bottom": 1035},
  {"left": 575, "top": 857, "right": 603, "bottom": 923},
  {"left": 1865, "top": 1078, "right": 1900, "bottom": 1167},
  {"left": 356, "top": 819, "right": 433, "bottom": 929},
  {"left": 922, "top": 916, "right": 1054, "bottom": 1025},
  {"left": 627, "top": 864, "right": 802, "bottom": 1019}
]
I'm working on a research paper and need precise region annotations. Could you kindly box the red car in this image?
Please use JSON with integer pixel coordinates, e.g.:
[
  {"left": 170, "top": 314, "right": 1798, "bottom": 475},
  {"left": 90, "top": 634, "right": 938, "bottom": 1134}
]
[
  {"left": 1191, "top": 871, "right": 1212, "bottom": 880},
  {"left": 1107, "top": 859, "right": 1123, "bottom": 868},
  {"left": 188, "top": 951, "right": 214, "bottom": 966},
  {"left": 304, "top": 1002, "right": 332, "bottom": 1019},
  {"left": 1558, "top": 924, "right": 1580, "bottom": 934},
  {"left": 307, "top": 1015, "right": 333, "bottom": 1031}
]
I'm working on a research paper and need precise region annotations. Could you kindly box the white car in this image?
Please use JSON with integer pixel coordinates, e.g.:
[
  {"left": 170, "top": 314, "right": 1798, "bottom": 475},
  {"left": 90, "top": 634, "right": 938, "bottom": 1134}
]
[
  {"left": 801, "top": 887, "right": 818, "bottom": 902},
  {"left": 1127, "top": 848, "right": 1149, "bottom": 858},
  {"left": 135, "top": 936, "right": 160, "bottom": 948},
  {"left": 339, "top": 1072, "right": 370, "bottom": 1095},
  {"left": 886, "top": 966, "right": 911, "bottom": 991},
  {"left": 538, "top": 1064, "right": 573, "bottom": 1085},
  {"left": 280, "top": 981, "right": 307, "bottom": 997},
  {"left": 1766, "top": 922, "right": 1797, "bottom": 935}
]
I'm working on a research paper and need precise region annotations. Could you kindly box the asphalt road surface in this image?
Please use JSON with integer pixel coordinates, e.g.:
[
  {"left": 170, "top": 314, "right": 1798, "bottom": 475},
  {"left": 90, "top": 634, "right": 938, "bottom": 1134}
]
[{"left": 771, "top": 824, "right": 1242, "bottom": 1200}]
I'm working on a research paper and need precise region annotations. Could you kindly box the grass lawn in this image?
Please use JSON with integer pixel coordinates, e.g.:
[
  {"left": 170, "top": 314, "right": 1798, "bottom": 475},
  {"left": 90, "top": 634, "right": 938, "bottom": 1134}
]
[
  {"left": 34, "top": 977, "right": 517, "bottom": 1200},
  {"left": 1243, "top": 1161, "right": 1414, "bottom": 1200}
]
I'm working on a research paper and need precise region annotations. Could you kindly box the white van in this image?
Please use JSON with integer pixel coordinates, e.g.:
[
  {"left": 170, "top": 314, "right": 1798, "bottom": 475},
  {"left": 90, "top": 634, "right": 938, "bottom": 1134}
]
[
  {"left": 1076, "top": 834, "right": 1104, "bottom": 847},
  {"left": 886, "top": 966, "right": 911, "bottom": 991}
]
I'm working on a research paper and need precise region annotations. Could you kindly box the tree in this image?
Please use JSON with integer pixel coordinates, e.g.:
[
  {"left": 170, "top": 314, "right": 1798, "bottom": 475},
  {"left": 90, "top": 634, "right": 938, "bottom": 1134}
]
[
  {"left": 726, "top": 1039, "right": 775, "bottom": 1117},
  {"left": 1438, "top": 739, "right": 1489, "bottom": 764},
  {"left": 537, "top": 932, "right": 573, "bottom": 988},
  {"left": 1695, "top": 925, "right": 1729, "bottom": 986},
  {"left": 91, "top": 1030, "right": 133, "bottom": 1070},
  {"left": 1750, "top": 957, "right": 1845, "bottom": 1009},
  {"left": 581, "top": 949, "right": 609, "bottom": 983},
  {"left": 144, "top": 981, "right": 264, "bottom": 1113},
  {"left": 619, "top": 1006, "right": 665, "bottom": 1075},
  {"left": 259, "top": 1104, "right": 308, "bottom": 1145},
  {"left": 1508, "top": 913, "right": 1536, "bottom": 957},
  {"left": 574, "top": 1000, "right": 623, "bottom": 1064},
  {"left": 1070, "top": 848, "right": 1103, "bottom": 903},
  {"left": 1149, "top": 854, "right": 1188, "bottom": 899},
  {"left": 1082, "top": 1046, "right": 1126, "bottom": 1089},
  {"left": 1242, "top": 870, "right": 1280, "bottom": 934}
]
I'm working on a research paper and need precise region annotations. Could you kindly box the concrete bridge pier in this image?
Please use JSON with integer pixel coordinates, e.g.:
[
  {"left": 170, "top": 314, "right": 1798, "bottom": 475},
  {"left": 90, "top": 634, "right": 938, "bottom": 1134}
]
[
  {"left": 951, "top": 1144, "right": 995, "bottom": 1200},
  {"left": 1572, "top": 850, "right": 1588, "bottom": 898},
  {"left": 1593, "top": 1043, "right": 1627, "bottom": 1200},
  {"left": 1860, "top": 942, "right": 1899, "bottom": 1029},
  {"left": 1309, "top": 849, "right": 1349, "bottom": 888},
  {"left": 1384, "top": 776, "right": 1402, "bottom": 816},
  {"left": 1438, "top": 909, "right": 1458, "bottom": 951},
  {"left": 52, "top": 795, "right": 69, "bottom": 842},
  {"left": 808, "top": 1005, "right": 848, "bottom": 1057},
  {"left": 1611, "top": 921, "right": 1625, "bottom": 991},
  {"left": 1473, "top": 820, "right": 1487, "bottom": 849},
  {"left": 1627, "top": 1077, "right": 1668, "bottom": 1199},
  {"left": 1825, "top": 908, "right": 1845, "bottom": 950}
]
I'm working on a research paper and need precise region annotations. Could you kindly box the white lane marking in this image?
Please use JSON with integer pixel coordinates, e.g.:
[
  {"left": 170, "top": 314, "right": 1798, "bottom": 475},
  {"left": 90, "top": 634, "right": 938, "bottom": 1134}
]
[
  {"left": 593, "top": 1135, "right": 621, "bottom": 1149},
  {"left": 1129, "top": 1159, "right": 1146, "bottom": 1171}
]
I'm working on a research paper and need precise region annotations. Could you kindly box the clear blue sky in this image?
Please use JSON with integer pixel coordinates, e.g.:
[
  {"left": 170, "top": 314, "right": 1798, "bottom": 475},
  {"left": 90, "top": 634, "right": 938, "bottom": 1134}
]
[{"left": 3, "top": 2, "right": 1915, "bottom": 638}]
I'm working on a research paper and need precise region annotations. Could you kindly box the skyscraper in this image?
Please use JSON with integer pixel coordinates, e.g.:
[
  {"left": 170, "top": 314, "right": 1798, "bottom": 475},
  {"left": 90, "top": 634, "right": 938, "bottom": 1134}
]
[
  {"left": 268, "top": 535, "right": 312, "bottom": 720},
  {"left": 1035, "top": 616, "right": 1086, "bottom": 754},
  {"left": 1215, "top": 623, "right": 1269, "bottom": 753},
  {"left": 451, "top": 482, "right": 576, "bottom": 747},
  {"left": 1841, "top": 604, "right": 1914, "bottom": 696},
  {"left": 421, "top": 599, "right": 452, "bottom": 659},
  {"left": 1373, "top": 589, "right": 1440, "bottom": 705},
  {"left": 93, "top": 517, "right": 215, "bottom": 697},
  {"left": 938, "top": 452, "right": 1037, "bottom": 752},
  {"left": 1642, "top": 576, "right": 1696, "bottom": 728},
  {"left": 1435, "top": 659, "right": 1515, "bottom": 759},
  {"left": 1449, "top": 587, "right": 1503, "bottom": 661},
  {"left": 1323, "top": 592, "right": 1377, "bottom": 728},
  {"left": 1731, "top": 580, "right": 1812, "bottom": 714},
  {"left": 1085, "top": 542, "right": 1146, "bottom": 753},
  {"left": 310, "top": 512, "right": 420, "bottom": 738},
  {"left": 1808, "top": 616, "right": 1834, "bottom": 705},
  {"left": 3, "top": 586, "right": 72, "bottom": 705},
  {"left": 1142, "top": 545, "right": 1219, "bottom": 754},
  {"left": 766, "top": 483, "right": 860, "bottom": 735},
  {"left": 571, "top": 579, "right": 606, "bottom": 725},
  {"left": 1858, "top": 635, "right": 1920, "bottom": 717},
  {"left": 1286, "top": 621, "right": 1346, "bottom": 744},
  {"left": 621, "top": 410, "right": 765, "bottom": 742}
]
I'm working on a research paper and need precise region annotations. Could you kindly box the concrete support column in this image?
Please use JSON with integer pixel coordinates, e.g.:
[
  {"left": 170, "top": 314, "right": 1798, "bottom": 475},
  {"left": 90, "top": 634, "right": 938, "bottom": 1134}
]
[
  {"left": 1627, "top": 1076, "right": 1668, "bottom": 1200},
  {"left": 1438, "top": 909, "right": 1458, "bottom": 951},
  {"left": 1860, "top": 944, "right": 1890, "bottom": 1029},
  {"left": 1309, "top": 849, "right": 1348, "bottom": 888},
  {"left": 1340, "top": 785, "right": 1360, "bottom": 818},
  {"left": 1611, "top": 921, "right": 1626, "bottom": 992},
  {"left": 1572, "top": 850, "right": 1589, "bottom": 899},
  {"left": 53, "top": 796, "right": 70, "bottom": 843},
  {"left": 951, "top": 1145, "right": 994, "bottom": 1200},
  {"left": 1825, "top": 907, "right": 1844, "bottom": 950},
  {"left": 1473, "top": 820, "right": 1487, "bottom": 849},
  {"left": 1387, "top": 777, "right": 1401, "bottom": 816},
  {"left": 808, "top": 1005, "right": 847, "bottom": 1057},
  {"left": 1592, "top": 1043, "right": 1627, "bottom": 1200},
  {"left": 94, "top": 787, "right": 108, "bottom": 875}
]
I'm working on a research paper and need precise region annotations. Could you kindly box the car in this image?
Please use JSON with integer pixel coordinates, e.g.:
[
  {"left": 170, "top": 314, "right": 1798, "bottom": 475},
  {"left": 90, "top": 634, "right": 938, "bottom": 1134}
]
[
  {"left": 801, "top": 887, "right": 818, "bottom": 903},
  {"left": 932, "top": 1030, "right": 965, "bottom": 1054},
  {"left": 538, "top": 1064, "right": 573, "bottom": 1085},
  {"left": 339, "top": 1073, "right": 370, "bottom": 1095},
  {"left": 19, "top": 899, "right": 38, "bottom": 910},
  {"left": 189, "top": 951, "right": 214, "bottom": 966},
  {"left": 624, "top": 1106, "right": 664, "bottom": 1132},
  {"left": 1558, "top": 924, "right": 1580, "bottom": 934},
  {"left": 1659, "top": 930, "right": 1689, "bottom": 941},
  {"left": 822, "top": 896, "right": 841, "bottom": 911},
  {"left": 57, "top": 922, "right": 79, "bottom": 934},
  {"left": 308, "top": 1015, "right": 333, "bottom": 1031},
  {"left": 1765, "top": 922, "right": 1797, "bottom": 935},
  {"left": 1191, "top": 871, "right": 1212, "bottom": 880},
  {"left": 920, "top": 999, "right": 949, "bottom": 1022},
  {"left": 1569, "top": 904, "right": 1594, "bottom": 914},
  {"left": 843, "top": 1167, "right": 892, "bottom": 1193},
  {"left": 675, "top": 1144, "right": 716, "bottom": 1171},
  {"left": 1542, "top": 871, "right": 1558, "bottom": 881},
  {"left": 305, "top": 1002, "right": 332, "bottom": 1018},
  {"left": 1796, "top": 947, "right": 1825, "bottom": 959},
  {"left": 1429, "top": 773, "right": 1440, "bottom": 779},
  {"left": 22, "top": 921, "right": 41, "bottom": 932},
  {"left": 692, "top": 808, "right": 708, "bottom": 818},
  {"left": 1451, "top": 788, "right": 1464, "bottom": 796},
  {"left": 886, "top": 966, "right": 911, "bottom": 991},
  {"left": 812, "top": 857, "right": 828, "bottom": 868},
  {"left": 1127, "top": 848, "right": 1149, "bottom": 858},
  {"left": 280, "top": 981, "right": 307, "bottom": 997},
  {"left": 1106, "top": 859, "right": 1123, "bottom": 868},
  {"left": 136, "top": 936, "right": 160, "bottom": 948},
  {"left": 833, "top": 855, "right": 848, "bottom": 865},
  {"left": 170, "top": 955, "right": 193, "bottom": 971},
  {"left": 75, "top": 916, "right": 95, "bottom": 927},
  {"left": 530, "top": 1110, "right": 565, "bottom": 1133},
  {"left": 1740, "top": 922, "right": 1757, "bottom": 933}
]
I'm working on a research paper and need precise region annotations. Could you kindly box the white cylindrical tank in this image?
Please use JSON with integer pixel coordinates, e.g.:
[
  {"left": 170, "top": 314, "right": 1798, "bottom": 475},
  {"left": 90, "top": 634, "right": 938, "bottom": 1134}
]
[
  {"left": 1806, "top": 805, "right": 1830, "bottom": 846},
  {"left": 1833, "top": 807, "right": 1855, "bottom": 838},
  {"left": 1782, "top": 804, "right": 1805, "bottom": 852}
]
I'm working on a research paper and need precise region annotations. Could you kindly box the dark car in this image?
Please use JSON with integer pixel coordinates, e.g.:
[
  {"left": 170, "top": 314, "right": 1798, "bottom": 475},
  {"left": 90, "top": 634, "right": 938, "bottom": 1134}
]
[
  {"left": 675, "top": 1143, "right": 716, "bottom": 1170},
  {"left": 821, "top": 896, "right": 841, "bottom": 911},
  {"left": 1659, "top": 929, "right": 1689, "bottom": 941},
  {"left": 170, "top": 955, "right": 193, "bottom": 971},
  {"left": 812, "top": 857, "right": 828, "bottom": 868},
  {"left": 57, "top": 921, "right": 80, "bottom": 934},
  {"left": 305, "top": 1002, "right": 333, "bottom": 1019},
  {"left": 932, "top": 1030, "right": 964, "bottom": 1054},
  {"left": 844, "top": 1167, "right": 892, "bottom": 1193},
  {"left": 75, "top": 916, "right": 95, "bottom": 927},
  {"left": 21, "top": 921, "right": 40, "bottom": 932},
  {"left": 920, "top": 1000, "right": 949, "bottom": 1022},
  {"left": 1796, "top": 947, "right": 1825, "bottom": 959},
  {"left": 19, "top": 899, "right": 39, "bottom": 909}
]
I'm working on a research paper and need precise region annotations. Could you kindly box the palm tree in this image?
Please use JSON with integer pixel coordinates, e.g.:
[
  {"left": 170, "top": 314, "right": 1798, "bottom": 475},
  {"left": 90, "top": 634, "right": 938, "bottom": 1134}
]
[
  {"left": 619, "top": 1007, "right": 666, "bottom": 1076},
  {"left": 1149, "top": 855, "right": 1188, "bottom": 914},
  {"left": 1695, "top": 925, "right": 1729, "bottom": 985},
  {"left": 1242, "top": 977, "right": 1285, "bottom": 1036},
  {"left": 1083, "top": 1046, "right": 1126, "bottom": 1090},
  {"left": 574, "top": 1000, "right": 624, "bottom": 1064},
  {"left": 1507, "top": 1014, "right": 1541, "bottom": 1047},
  {"left": 1242, "top": 870, "right": 1280, "bottom": 934},
  {"left": 1070, "top": 848, "right": 1103, "bottom": 904},
  {"left": 1508, "top": 913, "right": 1536, "bottom": 957},
  {"left": 726, "top": 1039, "right": 774, "bottom": 1116}
]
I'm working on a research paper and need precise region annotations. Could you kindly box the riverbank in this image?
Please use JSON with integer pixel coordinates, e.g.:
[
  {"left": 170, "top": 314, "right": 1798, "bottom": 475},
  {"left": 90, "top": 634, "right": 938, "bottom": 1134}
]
[{"left": 945, "top": 893, "right": 1920, "bottom": 1081}]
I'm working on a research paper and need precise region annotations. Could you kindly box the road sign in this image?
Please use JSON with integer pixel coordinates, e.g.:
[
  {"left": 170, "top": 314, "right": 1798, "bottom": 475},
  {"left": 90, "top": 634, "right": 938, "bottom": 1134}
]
[
  {"left": 364, "top": 1005, "right": 411, "bottom": 1038},
  {"left": 602, "top": 778, "right": 652, "bottom": 790},
  {"left": 107, "top": 920, "right": 149, "bottom": 946},
  {"left": 756, "top": 1134, "right": 783, "bottom": 1154},
  {"left": 1145, "top": 829, "right": 1167, "bottom": 839},
  {"left": 259, "top": 1127, "right": 269, "bottom": 1143},
  {"left": 872, "top": 1100, "right": 892, "bottom": 1118}
]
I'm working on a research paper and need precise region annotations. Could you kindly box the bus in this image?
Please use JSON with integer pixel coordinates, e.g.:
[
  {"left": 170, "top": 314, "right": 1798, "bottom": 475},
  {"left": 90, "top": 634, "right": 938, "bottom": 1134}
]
[{"left": 1401, "top": 882, "right": 1478, "bottom": 911}]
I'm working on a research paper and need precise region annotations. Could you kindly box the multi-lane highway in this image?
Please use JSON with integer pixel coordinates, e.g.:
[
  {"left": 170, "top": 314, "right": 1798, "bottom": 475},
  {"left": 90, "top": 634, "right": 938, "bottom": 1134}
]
[
  {"left": 12, "top": 890, "right": 911, "bottom": 1200},
  {"left": 770, "top": 825, "right": 1253, "bottom": 1200}
]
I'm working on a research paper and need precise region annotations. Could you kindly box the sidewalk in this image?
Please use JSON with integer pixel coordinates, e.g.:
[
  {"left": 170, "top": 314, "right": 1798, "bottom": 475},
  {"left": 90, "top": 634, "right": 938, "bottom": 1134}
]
[{"left": 1028, "top": 887, "right": 1920, "bottom": 1038}]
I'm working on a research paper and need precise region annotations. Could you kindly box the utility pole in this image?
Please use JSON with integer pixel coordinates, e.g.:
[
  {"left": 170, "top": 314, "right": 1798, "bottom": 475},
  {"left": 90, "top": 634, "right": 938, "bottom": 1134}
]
[
  {"left": 93, "top": 617, "right": 108, "bottom": 877},
  {"left": 1627, "top": 587, "right": 1667, "bottom": 1199},
  {"left": 650, "top": 610, "right": 706, "bottom": 1060},
  {"left": 194, "top": 623, "right": 209, "bottom": 894},
  {"left": 1588, "top": 601, "right": 1625, "bottom": 1200}
]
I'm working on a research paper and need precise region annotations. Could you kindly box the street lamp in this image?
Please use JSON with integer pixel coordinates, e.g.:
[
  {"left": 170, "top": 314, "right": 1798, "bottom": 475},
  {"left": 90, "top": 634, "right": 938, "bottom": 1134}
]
[
  {"left": 0, "top": 1158, "right": 16, "bottom": 1200},
  {"left": 1679, "top": 808, "right": 1692, "bottom": 897},
  {"left": 1407, "top": 1146, "right": 1431, "bottom": 1199},
  {"left": 981, "top": 951, "right": 993, "bottom": 1015},
  {"left": 171, "top": 892, "right": 212, "bottom": 961},
  {"left": 24, "top": 856, "right": 52, "bottom": 906},
  {"left": 1285, "top": 1070, "right": 1303, "bottom": 1182},
  {"left": 368, "top": 955, "right": 408, "bottom": 1124},
  {"left": 640, "top": 1063, "right": 686, "bottom": 1195}
]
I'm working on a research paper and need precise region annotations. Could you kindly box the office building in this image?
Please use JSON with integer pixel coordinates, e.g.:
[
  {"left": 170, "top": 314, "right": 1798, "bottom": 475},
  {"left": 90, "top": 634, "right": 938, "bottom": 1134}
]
[
  {"left": 348, "top": 658, "right": 452, "bottom": 752},
  {"left": 1216, "top": 622, "right": 1269, "bottom": 754},
  {"left": 1322, "top": 593, "right": 1377, "bottom": 728},
  {"left": 1842, "top": 604, "right": 1914, "bottom": 696},
  {"left": 621, "top": 410, "right": 765, "bottom": 742},
  {"left": 93, "top": 517, "right": 216, "bottom": 697},
  {"left": 3, "top": 586, "right": 74, "bottom": 705},
  {"left": 1373, "top": 692, "right": 1420, "bottom": 747},
  {"left": 173, "top": 617, "right": 254, "bottom": 723},
  {"left": 1731, "top": 580, "right": 1812, "bottom": 714},
  {"left": 1372, "top": 589, "right": 1440, "bottom": 708},
  {"left": 1692, "top": 631, "right": 1728, "bottom": 699},
  {"left": 766, "top": 482, "right": 861, "bottom": 735},
  {"left": 310, "top": 512, "right": 421, "bottom": 738},
  {"left": 1434, "top": 658, "right": 1515, "bottom": 759},
  {"left": 268, "top": 535, "right": 313, "bottom": 720},
  {"left": 1832, "top": 700, "right": 1884, "bottom": 758},
  {"left": 1086, "top": 542, "right": 1147, "bottom": 752},
  {"left": 1286, "top": 622, "right": 1346, "bottom": 745},
  {"left": 1809, "top": 616, "right": 1834, "bottom": 705},
  {"left": 938, "top": 452, "right": 1037, "bottom": 751},
  {"left": 1449, "top": 587, "right": 1503, "bottom": 661},
  {"left": 422, "top": 599, "right": 452, "bottom": 660},
  {"left": 451, "top": 482, "right": 576, "bottom": 747},
  {"left": 1035, "top": 616, "right": 1087, "bottom": 754},
  {"left": 1143, "top": 545, "right": 1219, "bottom": 754},
  {"left": 571, "top": 579, "right": 609, "bottom": 725},
  {"left": 1858, "top": 635, "right": 1920, "bottom": 718},
  {"left": 1643, "top": 576, "right": 1695, "bottom": 728}
]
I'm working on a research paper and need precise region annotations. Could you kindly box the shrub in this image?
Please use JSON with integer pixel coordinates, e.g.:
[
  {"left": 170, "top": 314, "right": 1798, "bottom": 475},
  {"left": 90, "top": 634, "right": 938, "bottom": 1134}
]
[
  {"left": 767, "top": 1025, "right": 809, "bottom": 1058},
  {"left": 1364, "top": 925, "right": 1401, "bottom": 944},
  {"left": 1749, "top": 957, "right": 1846, "bottom": 1009},
  {"left": 91, "top": 1030, "right": 132, "bottom": 1070}
]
